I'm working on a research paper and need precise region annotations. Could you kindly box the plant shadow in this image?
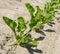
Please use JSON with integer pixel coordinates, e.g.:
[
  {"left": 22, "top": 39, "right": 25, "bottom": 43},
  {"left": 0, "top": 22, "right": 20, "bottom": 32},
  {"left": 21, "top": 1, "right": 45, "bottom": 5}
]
[
  {"left": 26, "top": 34, "right": 44, "bottom": 54},
  {"left": 26, "top": 46, "right": 43, "bottom": 54},
  {"left": 21, "top": 34, "right": 44, "bottom": 54},
  {"left": 48, "top": 22, "right": 55, "bottom": 27},
  {"left": 35, "top": 29, "right": 46, "bottom": 36},
  {"left": 56, "top": 17, "right": 60, "bottom": 23},
  {"left": 35, "top": 37, "right": 45, "bottom": 41},
  {"left": 44, "top": 29, "right": 55, "bottom": 32},
  {"left": 35, "top": 28, "right": 55, "bottom": 36},
  {"left": 28, "top": 34, "right": 45, "bottom": 41}
]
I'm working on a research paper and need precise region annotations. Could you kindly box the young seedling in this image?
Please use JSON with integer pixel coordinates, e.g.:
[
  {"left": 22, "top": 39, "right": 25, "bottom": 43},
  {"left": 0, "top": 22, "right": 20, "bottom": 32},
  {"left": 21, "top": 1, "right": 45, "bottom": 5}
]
[
  {"left": 26, "top": 0, "right": 60, "bottom": 30},
  {"left": 3, "top": 16, "right": 39, "bottom": 47},
  {"left": 3, "top": 0, "right": 60, "bottom": 47}
]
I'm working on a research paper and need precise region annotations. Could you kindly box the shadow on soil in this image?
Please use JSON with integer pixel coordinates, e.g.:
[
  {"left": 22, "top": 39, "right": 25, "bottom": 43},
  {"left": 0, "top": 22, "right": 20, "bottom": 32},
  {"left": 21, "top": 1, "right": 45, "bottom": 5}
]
[
  {"left": 26, "top": 46, "right": 42, "bottom": 54},
  {"left": 24, "top": 34, "right": 44, "bottom": 54}
]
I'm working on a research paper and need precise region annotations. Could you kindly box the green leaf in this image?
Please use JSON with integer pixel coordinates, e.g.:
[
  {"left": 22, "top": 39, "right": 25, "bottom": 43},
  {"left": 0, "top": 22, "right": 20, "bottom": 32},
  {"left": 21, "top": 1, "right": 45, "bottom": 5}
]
[
  {"left": 31, "top": 40, "right": 39, "bottom": 46},
  {"left": 58, "top": 6, "right": 60, "bottom": 9},
  {"left": 16, "top": 35, "right": 21, "bottom": 44},
  {"left": 23, "top": 36, "right": 32, "bottom": 43},
  {"left": 3, "top": 16, "right": 17, "bottom": 32},
  {"left": 29, "top": 21, "right": 36, "bottom": 29},
  {"left": 29, "top": 21, "right": 42, "bottom": 30},
  {"left": 44, "top": 16, "right": 55, "bottom": 23},
  {"left": 51, "top": 3, "right": 60, "bottom": 10},
  {"left": 29, "top": 6, "right": 43, "bottom": 30},
  {"left": 34, "top": 21, "right": 42, "bottom": 29},
  {"left": 44, "top": 0, "right": 59, "bottom": 24},
  {"left": 44, "top": 2, "right": 50, "bottom": 13},
  {"left": 35, "top": 6, "right": 44, "bottom": 21},
  {"left": 17, "top": 17, "right": 27, "bottom": 32},
  {"left": 51, "top": 0, "right": 60, "bottom": 10},
  {"left": 25, "top": 3, "right": 35, "bottom": 18},
  {"left": 51, "top": 0, "right": 60, "bottom": 4},
  {"left": 30, "top": 21, "right": 42, "bottom": 30},
  {"left": 52, "top": 5, "right": 58, "bottom": 9}
]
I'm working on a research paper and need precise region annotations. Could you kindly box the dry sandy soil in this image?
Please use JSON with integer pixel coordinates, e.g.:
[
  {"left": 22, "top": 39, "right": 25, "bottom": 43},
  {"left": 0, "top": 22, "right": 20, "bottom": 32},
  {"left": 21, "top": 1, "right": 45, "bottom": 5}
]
[{"left": 0, "top": 0, "right": 60, "bottom": 54}]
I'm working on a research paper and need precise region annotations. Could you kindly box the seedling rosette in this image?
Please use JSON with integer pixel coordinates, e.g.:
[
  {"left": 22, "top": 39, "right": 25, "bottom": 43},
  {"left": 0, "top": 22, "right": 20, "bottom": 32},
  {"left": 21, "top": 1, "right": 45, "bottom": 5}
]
[{"left": 3, "top": 0, "right": 60, "bottom": 47}]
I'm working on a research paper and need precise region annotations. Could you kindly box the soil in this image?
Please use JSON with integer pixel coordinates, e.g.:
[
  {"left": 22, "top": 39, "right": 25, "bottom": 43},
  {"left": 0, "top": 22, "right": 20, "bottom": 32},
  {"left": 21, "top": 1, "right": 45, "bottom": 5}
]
[{"left": 0, "top": 0, "right": 60, "bottom": 54}]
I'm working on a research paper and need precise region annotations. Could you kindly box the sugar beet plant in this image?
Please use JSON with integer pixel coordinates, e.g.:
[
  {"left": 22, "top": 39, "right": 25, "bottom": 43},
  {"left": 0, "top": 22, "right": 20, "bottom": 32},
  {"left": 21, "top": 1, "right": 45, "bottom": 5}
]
[{"left": 3, "top": 0, "right": 60, "bottom": 47}]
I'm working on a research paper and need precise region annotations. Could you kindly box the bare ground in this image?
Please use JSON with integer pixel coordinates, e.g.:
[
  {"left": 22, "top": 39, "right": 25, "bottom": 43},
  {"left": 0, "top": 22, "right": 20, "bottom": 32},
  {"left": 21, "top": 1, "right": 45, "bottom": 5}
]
[{"left": 0, "top": 0, "right": 60, "bottom": 54}]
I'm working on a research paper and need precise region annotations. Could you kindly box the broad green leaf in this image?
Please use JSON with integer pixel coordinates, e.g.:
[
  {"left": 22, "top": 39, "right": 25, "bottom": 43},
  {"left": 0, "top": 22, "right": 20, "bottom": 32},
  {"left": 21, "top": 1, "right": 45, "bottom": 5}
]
[
  {"left": 44, "top": 0, "right": 60, "bottom": 15},
  {"left": 44, "top": 3, "right": 50, "bottom": 13},
  {"left": 31, "top": 40, "right": 39, "bottom": 45},
  {"left": 51, "top": 0, "right": 60, "bottom": 9},
  {"left": 44, "top": 16, "right": 55, "bottom": 23},
  {"left": 17, "top": 17, "right": 27, "bottom": 32},
  {"left": 49, "top": 10, "right": 58, "bottom": 15},
  {"left": 3, "top": 16, "right": 17, "bottom": 32},
  {"left": 35, "top": 6, "right": 44, "bottom": 21},
  {"left": 29, "top": 21, "right": 37, "bottom": 29},
  {"left": 51, "top": 0, "right": 60, "bottom": 4},
  {"left": 52, "top": 5, "right": 58, "bottom": 9},
  {"left": 29, "top": 6, "right": 43, "bottom": 30},
  {"left": 25, "top": 3, "right": 35, "bottom": 17},
  {"left": 23, "top": 36, "right": 32, "bottom": 43},
  {"left": 34, "top": 21, "right": 42, "bottom": 29},
  {"left": 29, "top": 21, "right": 42, "bottom": 30}
]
